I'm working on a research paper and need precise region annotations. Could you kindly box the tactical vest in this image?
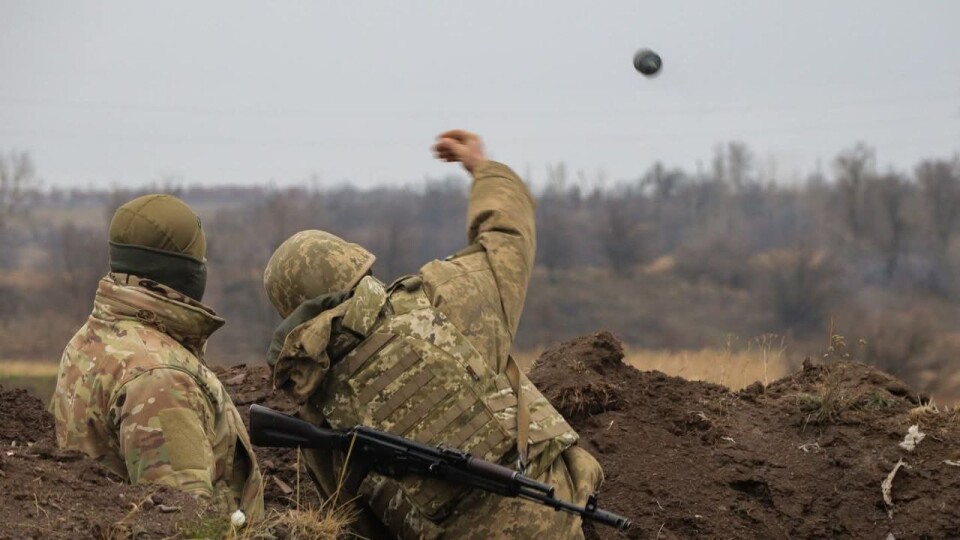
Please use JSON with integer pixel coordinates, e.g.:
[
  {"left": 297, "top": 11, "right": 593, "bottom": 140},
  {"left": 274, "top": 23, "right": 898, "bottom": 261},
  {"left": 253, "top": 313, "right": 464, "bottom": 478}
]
[{"left": 317, "top": 275, "right": 578, "bottom": 534}]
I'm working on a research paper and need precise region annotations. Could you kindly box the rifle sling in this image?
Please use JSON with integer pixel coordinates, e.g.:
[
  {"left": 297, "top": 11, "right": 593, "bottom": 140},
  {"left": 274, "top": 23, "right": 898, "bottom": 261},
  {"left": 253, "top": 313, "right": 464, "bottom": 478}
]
[{"left": 504, "top": 355, "right": 530, "bottom": 472}]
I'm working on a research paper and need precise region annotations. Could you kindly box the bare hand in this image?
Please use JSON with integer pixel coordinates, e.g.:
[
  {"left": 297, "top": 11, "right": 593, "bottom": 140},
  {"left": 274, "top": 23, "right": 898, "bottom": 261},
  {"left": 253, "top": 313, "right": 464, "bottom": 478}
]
[{"left": 432, "top": 129, "right": 486, "bottom": 174}]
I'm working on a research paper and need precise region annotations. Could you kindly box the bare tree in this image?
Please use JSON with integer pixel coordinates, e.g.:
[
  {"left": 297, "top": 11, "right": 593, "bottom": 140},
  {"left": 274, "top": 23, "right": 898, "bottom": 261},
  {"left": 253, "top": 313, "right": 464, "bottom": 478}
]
[
  {"left": 376, "top": 196, "right": 420, "bottom": 282},
  {"left": 726, "top": 141, "right": 754, "bottom": 190},
  {"left": 642, "top": 162, "right": 685, "bottom": 209},
  {"left": 710, "top": 142, "right": 754, "bottom": 190},
  {"left": 600, "top": 190, "right": 647, "bottom": 277},
  {"left": 917, "top": 157, "right": 960, "bottom": 255},
  {"left": 57, "top": 221, "right": 108, "bottom": 316},
  {"left": 537, "top": 163, "right": 575, "bottom": 277},
  {"left": 833, "top": 143, "right": 875, "bottom": 241},
  {"left": 711, "top": 143, "right": 726, "bottom": 184},
  {"left": 0, "top": 151, "right": 38, "bottom": 230},
  {"left": 868, "top": 173, "right": 911, "bottom": 281},
  {"left": 757, "top": 249, "right": 840, "bottom": 332}
]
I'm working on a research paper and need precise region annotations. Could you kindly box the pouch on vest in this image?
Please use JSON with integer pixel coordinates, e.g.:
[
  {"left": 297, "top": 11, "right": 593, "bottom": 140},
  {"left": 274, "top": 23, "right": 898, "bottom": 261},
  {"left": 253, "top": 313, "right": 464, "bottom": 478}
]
[{"left": 320, "top": 276, "right": 577, "bottom": 527}]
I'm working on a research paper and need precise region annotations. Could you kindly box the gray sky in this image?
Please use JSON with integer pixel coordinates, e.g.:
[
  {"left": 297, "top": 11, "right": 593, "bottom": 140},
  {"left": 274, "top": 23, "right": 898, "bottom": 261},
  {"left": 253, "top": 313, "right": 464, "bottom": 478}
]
[{"left": 1, "top": 0, "right": 958, "bottom": 189}]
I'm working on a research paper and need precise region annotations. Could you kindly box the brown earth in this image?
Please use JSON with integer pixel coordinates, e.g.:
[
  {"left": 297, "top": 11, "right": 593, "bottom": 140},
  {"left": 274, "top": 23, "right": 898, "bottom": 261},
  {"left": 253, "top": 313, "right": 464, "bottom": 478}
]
[
  {"left": 0, "top": 386, "right": 199, "bottom": 540},
  {"left": 213, "top": 363, "right": 324, "bottom": 511},
  {"left": 529, "top": 331, "right": 960, "bottom": 539},
  {"left": 4, "top": 333, "right": 960, "bottom": 538}
]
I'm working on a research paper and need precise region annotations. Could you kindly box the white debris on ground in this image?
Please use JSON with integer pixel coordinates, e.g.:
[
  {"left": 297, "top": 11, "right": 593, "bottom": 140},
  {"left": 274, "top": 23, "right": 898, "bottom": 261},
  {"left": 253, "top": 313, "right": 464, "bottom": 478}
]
[
  {"left": 231, "top": 509, "right": 247, "bottom": 527},
  {"left": 882, "top": 458, "right": 910, "bottom": 518},
  {"left": 898, "top": 425, "right": 925, "bottom": 452}
]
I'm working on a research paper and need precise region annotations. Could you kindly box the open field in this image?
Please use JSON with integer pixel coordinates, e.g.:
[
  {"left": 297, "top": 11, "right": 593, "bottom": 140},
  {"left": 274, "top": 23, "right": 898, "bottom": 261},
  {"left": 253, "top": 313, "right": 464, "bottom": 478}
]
[
  {"left": 621, "top": 345, "right": 792, "bottom": 390},
  {"left": 3, "top": 346, "right": 789, "bottom": 406},
  {"left": 0, "top": 361, "right": 59, "bottom": 403},
  {"left": 519, "top": 342, "right": 793, "bottom": 391}
]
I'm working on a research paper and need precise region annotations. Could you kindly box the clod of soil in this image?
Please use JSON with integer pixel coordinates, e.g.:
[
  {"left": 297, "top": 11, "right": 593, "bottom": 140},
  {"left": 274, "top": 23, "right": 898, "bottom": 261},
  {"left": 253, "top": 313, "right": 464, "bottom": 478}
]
[
  {"left": 532, "top": 331, "right": 626, "bottom": 419},
  {"left": 529, "top": 333, "right": 960, "bottom": 539},
  {"left": 0, "top": 386, "right": 199, "bottom": 540}
]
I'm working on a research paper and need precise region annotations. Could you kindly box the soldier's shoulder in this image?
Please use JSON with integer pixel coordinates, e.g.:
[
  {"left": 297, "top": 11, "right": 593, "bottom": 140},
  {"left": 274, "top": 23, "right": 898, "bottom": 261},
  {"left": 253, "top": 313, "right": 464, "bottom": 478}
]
[
  {"left": 116, "top": 364, "right": 215, "bottom": 403},
  {"left": 63, "top": 319, "right": 152, "bottom": 370},
  {"left": 93, "top": 319, "right": 204, "bottom": 381}
]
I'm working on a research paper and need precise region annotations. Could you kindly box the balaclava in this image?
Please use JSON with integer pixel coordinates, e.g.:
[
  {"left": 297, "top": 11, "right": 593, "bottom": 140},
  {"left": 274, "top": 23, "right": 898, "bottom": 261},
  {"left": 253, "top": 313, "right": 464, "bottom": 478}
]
[{"left": 108, "top": 194, "right": 208, "bottom": 301}]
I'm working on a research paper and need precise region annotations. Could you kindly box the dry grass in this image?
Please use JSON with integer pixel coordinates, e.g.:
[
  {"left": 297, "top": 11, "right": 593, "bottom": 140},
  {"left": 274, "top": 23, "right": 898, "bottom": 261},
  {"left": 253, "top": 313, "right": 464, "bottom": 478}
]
[
  {"left": 796, "top": 365, "right": 856, "bottom": 429},
  {"left": 0, "top": 360, "right": 60, "bottom": 402},
  {"left": 621, "top": 345, "right": 791, "bottom": 391},
  {"left": 252, "top": 503, "right": 355, "bottom": 540},
  {"left": 516, "top": 338, "right": 792, "bottom": 391},
  {"left": 553, "top": 382, "right": 623, "bottom": 418},
  {"left": 179, "top": 450, "right": 355, "bottom": 539},
  {"left": 0, "top": 360, "right": 60, "bottom": 377}
]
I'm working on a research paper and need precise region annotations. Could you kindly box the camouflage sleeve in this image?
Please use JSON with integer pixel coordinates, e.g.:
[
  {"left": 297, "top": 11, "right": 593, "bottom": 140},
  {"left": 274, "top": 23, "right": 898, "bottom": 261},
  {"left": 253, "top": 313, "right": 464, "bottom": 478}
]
[
  {"left": 111, "top": 367, "right": 216, "bottom": 499},
  {"left": 465, "top": 160, "right": 536, "bottom": 336}
]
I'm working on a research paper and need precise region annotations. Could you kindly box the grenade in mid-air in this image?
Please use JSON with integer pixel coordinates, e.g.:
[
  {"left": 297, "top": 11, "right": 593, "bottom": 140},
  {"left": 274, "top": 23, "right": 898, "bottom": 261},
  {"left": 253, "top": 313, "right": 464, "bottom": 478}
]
[{"left": 633, "top": 48, "right": 662, "bottom": 76}]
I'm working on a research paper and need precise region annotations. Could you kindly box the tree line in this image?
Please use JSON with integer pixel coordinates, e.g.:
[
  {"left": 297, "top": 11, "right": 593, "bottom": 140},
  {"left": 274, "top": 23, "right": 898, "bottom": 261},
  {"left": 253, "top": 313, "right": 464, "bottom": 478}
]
[{"left": 1, "top": 142, "right": 959, "bottom": 394}]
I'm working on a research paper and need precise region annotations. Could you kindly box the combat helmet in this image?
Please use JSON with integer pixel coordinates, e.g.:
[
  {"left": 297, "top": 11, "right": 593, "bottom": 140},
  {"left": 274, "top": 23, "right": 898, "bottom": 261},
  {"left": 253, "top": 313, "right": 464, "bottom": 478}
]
[{"left": 264, "top": 230, "right": 376, "bottom": 317}]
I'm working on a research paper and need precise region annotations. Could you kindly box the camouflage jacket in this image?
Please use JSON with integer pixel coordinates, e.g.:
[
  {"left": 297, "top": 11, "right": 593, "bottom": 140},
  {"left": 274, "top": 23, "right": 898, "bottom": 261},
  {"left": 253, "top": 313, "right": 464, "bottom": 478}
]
[
  {"left": 52, "top": 273, "right": 264, "bottom": 517},
  {"left": 275, "top": 161, "right": 537, "bottom": 396},
  {"left": 274, "top": 161, "right": 590, "bottom": 538}
]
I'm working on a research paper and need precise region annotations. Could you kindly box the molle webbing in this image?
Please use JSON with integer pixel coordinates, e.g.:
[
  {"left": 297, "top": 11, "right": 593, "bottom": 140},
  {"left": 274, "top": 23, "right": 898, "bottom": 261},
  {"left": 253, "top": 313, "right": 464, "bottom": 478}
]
[
  {"left": 373, "top": 369, "right": 434, "bottom": 423},
  {"left": 321, "top": 274, "right": 575, "bottom": 529},
  {"left": 355, "top": 350, "right": 421, "bottom": 403},
  {"left": 382, "top": 386, "right": 448, "bottom": 435},
  {"left": 343, "top": 333, "right": 394, "bottom": 375}
]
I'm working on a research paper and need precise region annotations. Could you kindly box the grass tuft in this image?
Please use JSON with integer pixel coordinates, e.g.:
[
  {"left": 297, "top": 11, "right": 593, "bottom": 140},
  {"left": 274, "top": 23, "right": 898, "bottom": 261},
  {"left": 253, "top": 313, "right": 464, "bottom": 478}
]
[
  {"left": 177, "top": 449, "right": 356, "bottom": 539},
  {"left": 799, "top": 365, "right": 858, "bottom": 429}
]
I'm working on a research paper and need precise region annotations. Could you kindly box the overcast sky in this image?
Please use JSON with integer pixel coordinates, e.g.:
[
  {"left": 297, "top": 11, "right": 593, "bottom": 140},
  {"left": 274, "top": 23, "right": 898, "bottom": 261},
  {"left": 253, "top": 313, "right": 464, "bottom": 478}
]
[{"left": 1, "top": 1, "right": 958, "bottom": 189}]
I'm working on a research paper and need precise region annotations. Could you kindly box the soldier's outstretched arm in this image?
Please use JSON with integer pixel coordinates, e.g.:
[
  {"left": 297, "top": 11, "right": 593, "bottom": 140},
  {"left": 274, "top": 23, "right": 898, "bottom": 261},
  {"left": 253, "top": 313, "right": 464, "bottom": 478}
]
[
  {"left": 111, "top": 368, "right": 216, "bottom": 499},
  {"left": 433, "top": 130, "right": 536, "bottom": 336}
]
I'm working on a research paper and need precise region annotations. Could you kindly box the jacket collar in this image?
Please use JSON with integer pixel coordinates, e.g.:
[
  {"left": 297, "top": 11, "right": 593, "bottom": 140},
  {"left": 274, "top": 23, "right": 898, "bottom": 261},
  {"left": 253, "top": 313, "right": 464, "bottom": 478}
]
[{"left": 92, "top": 273, "right": 224, "bottom": 355}]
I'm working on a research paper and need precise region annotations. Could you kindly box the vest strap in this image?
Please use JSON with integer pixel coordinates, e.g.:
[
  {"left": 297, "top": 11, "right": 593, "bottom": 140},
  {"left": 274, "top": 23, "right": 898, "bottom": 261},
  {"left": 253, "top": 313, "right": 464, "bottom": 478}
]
[{"left": 505, "top": 355, "right": 530, "bottom": 473}]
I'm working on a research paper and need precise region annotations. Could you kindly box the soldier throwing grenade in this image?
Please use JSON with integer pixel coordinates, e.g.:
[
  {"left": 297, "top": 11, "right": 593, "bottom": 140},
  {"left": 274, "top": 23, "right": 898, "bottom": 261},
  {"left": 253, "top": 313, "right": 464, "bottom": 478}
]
[{"left": 264, "top": 129, "right": 604, "bottom": 539}]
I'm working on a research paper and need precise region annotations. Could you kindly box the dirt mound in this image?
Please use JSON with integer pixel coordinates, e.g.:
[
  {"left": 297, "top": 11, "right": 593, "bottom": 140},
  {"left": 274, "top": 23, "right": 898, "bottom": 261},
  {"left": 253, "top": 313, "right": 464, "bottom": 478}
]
[
  {"left": 0, "top": 386, "right": 199, "bottom": 540},
  {"left": 533, "top": 331, "right": 627, "bottom": 419},
  {"left": 215, "top": 364, "right": 323, "bottom": 510},
  {"left": 529, "top": 333, "right": 960, "bottom": 539},
  {"left": 5, "top": 334, "right": 959, "bottom": 539},
  {"left": 0, "top": 386, "right": 54, "bottom": 442},
  {"left": 0, "top": 364, "right": 319, "bottom": 539}
]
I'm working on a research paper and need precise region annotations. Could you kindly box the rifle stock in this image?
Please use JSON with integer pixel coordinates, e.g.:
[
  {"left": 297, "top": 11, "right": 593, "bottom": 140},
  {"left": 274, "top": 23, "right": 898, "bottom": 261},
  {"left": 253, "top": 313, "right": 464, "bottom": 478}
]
[{"left": 249, "top": 403, "right": 346, "bottom": 450}]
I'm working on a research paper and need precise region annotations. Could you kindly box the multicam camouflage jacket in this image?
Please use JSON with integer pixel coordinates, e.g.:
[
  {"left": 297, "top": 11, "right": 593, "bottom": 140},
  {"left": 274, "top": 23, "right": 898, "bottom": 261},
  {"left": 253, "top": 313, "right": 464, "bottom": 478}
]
[
  {"left": 272, "top": 161, "right": 598, "bottom": 539},
  {"left": 52, "top": 273, "right": 264, "bottom": 517}
]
